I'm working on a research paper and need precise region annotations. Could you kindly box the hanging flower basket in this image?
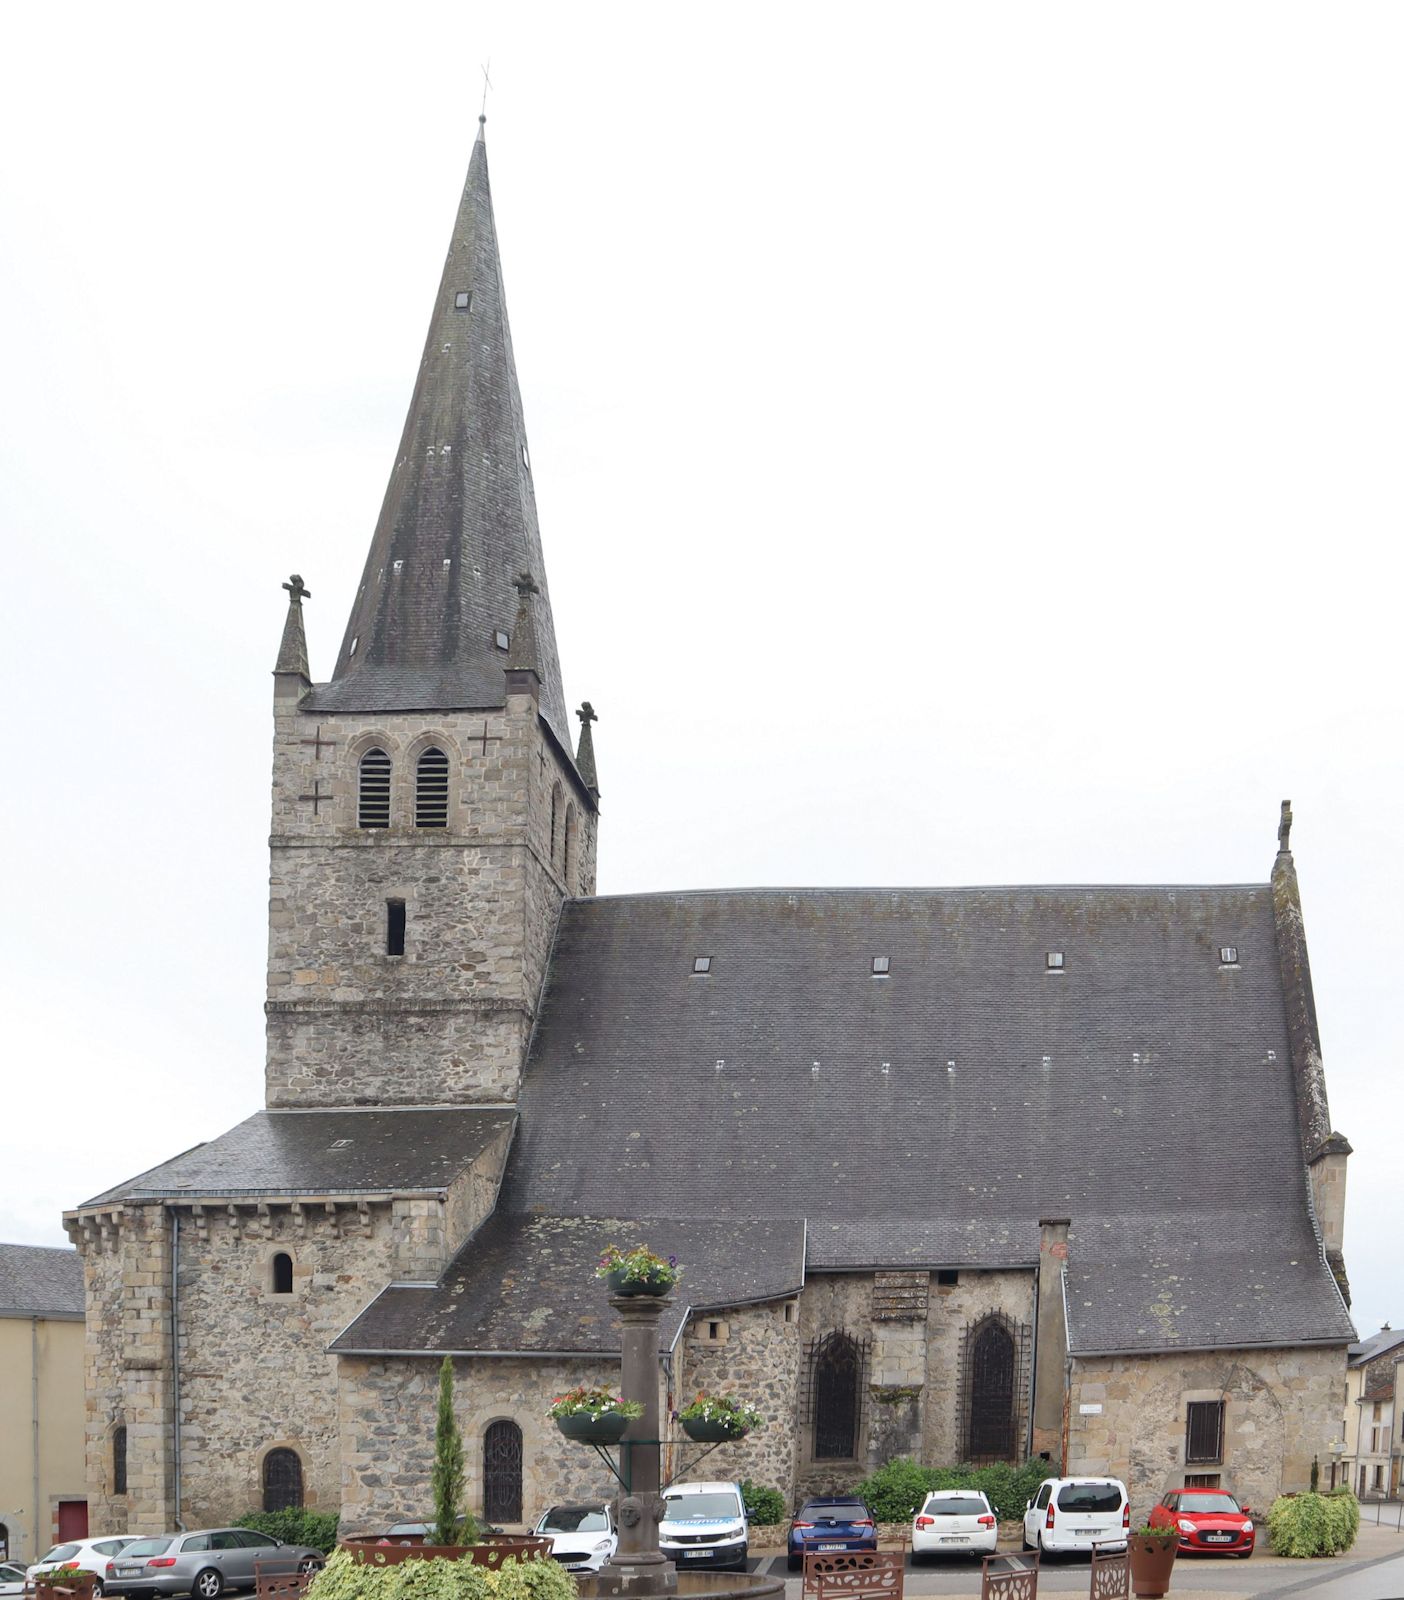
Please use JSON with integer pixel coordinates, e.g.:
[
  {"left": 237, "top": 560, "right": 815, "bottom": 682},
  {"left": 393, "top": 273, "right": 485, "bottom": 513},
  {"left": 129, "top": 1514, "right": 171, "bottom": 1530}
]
[
  {"left": 680, "top": 1416, "right": 748, "bottom": 1442},
  {"left": 675, "top": 1392, "right": 764, "bottom": 1442},
  {"left": 547, "top": 1386, "right": 642, "bottom": 1445},
  {"left": 596, "top": 1244, "right": 682, "bottom": 1295},
  {"left": 556, "top": 1411, "right": 631, "bottom": 1444}
]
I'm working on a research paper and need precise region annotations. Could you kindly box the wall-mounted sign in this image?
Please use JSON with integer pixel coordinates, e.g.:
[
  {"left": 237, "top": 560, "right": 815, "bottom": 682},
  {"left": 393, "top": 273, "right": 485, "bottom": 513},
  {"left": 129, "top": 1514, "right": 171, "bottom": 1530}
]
[{"left": 1079, "top": 1403, "right": 1104, "bottom": 1415}]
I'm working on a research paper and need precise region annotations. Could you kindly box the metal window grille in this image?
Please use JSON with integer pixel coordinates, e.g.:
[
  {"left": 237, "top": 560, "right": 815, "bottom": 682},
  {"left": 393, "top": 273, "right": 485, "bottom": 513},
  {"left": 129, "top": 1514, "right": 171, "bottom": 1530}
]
[
  {"left": 263, "top": 1448, "right": 303, "bottom": 1511},
  {"left": 358, "top": 750, "right": 391, "bottom": 828},
  {"left": 958, "top": 1312, "right": 1031, "bottom": 1464},
  {"left": 113, "top": 1425, "right": 127, "bottom": 1496},
  {"left": 483, "top": 1420, "right": 523, "bottom": 1523},
  {"left": 1185, "top": 1400, "right": 1224, "bottom": 1464},
  {"left": 415, "top": 748, "right": 450, "bottom": 828},
  {"left": 802, "top": 1331, "right": 871, "bottom": 1460}
]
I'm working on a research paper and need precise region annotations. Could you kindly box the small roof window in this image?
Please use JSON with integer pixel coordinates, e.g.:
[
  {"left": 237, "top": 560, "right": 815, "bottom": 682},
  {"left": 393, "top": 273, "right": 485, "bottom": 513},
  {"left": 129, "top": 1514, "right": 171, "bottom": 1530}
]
[
  {"left": 692, "top": 956, "right": 712, "bottom": 974},
  {"left": 1219, "top": 946, "right": 1239, "bottom": 966},
  {"left": 871, "top": 955, "right": 890, "bottom": 975},
  {"left": 1046, "top": 951, "right": 1064, "bottom": 970},
  {"left": 453, "top": 290, "right": 472, "bottom": 310},
  {"left": 493, "top": 629, "right": 510, "bottom": 652}
]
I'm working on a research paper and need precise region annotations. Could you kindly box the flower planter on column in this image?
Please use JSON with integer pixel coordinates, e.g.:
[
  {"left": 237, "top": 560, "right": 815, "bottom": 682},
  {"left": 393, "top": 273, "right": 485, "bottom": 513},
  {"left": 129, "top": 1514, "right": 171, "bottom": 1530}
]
[{"left": 1128, "top": 1532, "right": 1178, "bottom": 1598}]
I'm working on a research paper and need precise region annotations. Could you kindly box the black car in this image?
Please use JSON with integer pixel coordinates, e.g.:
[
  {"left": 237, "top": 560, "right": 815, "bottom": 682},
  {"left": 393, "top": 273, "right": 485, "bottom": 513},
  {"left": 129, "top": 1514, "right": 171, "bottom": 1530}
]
[{"left": 787, "top": 1497, "right": 878, "bottom": 1571}]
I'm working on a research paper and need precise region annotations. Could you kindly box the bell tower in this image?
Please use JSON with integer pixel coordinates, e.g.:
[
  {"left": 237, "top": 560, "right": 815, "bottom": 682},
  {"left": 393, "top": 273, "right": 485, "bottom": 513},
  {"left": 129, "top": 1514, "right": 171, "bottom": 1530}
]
[{"left": 264, "top": 119, "right": 599, "bottom": 1110}]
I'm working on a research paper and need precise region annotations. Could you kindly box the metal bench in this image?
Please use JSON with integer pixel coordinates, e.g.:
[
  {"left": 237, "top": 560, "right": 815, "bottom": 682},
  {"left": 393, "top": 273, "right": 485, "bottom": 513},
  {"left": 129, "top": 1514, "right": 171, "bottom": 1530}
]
[
  {"left": 802, "top": 1550, "right": 905, "bottom": 1600},
  {"left": 1089, "top": 1548, "right": 1129, "bottom": 1600}
]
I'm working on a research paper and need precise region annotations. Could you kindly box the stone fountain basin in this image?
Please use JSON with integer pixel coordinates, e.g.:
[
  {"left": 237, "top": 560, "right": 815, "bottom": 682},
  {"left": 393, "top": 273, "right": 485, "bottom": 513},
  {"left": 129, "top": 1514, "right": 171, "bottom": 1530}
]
[{"left": 576, "top": 1576, "right": 783, "bottom": 1600}]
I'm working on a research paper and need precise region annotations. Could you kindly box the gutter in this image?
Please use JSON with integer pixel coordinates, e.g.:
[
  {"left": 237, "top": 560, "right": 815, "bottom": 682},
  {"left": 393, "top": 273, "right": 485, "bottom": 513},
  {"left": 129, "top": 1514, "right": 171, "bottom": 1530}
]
[
  {"left": 32, "top": 1317, "right": 40, "bottom": 1563},
  {"left": 170, "top": 1208, "right": 185, "bottom": 1530},
  {"left": 1068, "top": 1336, "right": 1354, "bottom": 1359}
]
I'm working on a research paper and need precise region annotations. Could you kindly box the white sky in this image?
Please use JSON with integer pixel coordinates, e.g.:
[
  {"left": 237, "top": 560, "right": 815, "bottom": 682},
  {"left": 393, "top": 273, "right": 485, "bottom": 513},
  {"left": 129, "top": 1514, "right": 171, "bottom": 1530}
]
[{"left": 1, "top": 3, "right": 1399, "bottom": 1345}]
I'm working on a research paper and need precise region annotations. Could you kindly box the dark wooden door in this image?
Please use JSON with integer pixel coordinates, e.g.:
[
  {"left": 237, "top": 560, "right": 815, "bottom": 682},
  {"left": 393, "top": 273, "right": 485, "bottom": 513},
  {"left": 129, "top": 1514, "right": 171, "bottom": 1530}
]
[{"left": 57, "top": 1502, "right": 88, "bottom": 1540}]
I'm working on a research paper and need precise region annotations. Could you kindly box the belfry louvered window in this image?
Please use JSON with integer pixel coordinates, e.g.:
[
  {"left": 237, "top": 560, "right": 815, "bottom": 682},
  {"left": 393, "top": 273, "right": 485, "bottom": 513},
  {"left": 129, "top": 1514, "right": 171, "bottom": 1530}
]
[
  {"left": 358, "top": 749, "right": 391, "bottom": 828},
  {"left": 416, "top": 747, "right": 449, "bottom": 827}
]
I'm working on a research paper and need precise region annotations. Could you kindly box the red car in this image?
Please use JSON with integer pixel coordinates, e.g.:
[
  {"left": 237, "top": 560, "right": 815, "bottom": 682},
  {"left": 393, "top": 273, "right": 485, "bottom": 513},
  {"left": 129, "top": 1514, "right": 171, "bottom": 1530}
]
[{"left": 1148, "top": 1489, "right": 1255, "bottom": 1556}]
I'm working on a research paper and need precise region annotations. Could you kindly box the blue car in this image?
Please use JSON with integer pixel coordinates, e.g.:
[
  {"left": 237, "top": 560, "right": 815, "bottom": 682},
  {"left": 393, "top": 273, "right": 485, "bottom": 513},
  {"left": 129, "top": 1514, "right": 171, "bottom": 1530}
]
[{"left": 787, "top": 1497, "right": 878, "bottom": 1571}]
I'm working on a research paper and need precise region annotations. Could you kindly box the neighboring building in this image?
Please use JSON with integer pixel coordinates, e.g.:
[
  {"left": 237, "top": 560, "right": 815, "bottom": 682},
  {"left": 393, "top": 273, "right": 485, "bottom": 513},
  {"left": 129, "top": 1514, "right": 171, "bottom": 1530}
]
[
  {"left": 1339, "top": 1324, "right": 1404, "bottom": 1496},
  {"left": 66, "top": 122, "right": 1357, "bottom": 1536},
  {"left": 0, "top": 1243, "right": 87, "bottom": 1561}
]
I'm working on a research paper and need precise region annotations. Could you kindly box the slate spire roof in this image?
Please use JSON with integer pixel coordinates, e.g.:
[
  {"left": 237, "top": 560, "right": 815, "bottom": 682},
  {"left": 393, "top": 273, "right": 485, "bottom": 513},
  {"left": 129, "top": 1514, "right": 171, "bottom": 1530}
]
[{"left": 308, "top": 118, "right": 570, "bottom": 743}]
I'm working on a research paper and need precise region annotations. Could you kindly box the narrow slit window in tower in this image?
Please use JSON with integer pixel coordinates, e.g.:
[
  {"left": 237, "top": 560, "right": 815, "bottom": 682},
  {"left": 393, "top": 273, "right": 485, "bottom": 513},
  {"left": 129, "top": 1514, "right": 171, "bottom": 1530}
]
[
  {"left": 387, "top": 899, "right": 406, "bottom": 957},
  {"left": 416, "top": 747, "right": 450, "bottom": 828},
  {"left": 358, "top": 749, "right": 391, "bottom": 828},
  {"left": 271, "top": 1252, "right": 293, "bottom": 1294}
]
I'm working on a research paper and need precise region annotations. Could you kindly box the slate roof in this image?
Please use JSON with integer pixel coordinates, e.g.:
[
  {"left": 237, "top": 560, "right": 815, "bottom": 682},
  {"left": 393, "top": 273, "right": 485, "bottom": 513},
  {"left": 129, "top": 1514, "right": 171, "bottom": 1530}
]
[
  {"left": 332, "top": 1214, "right": 805, "bottom": 1355},
  {"left": 1348, "top": 1326, "right": 1404, "bottom": 1366},
  {"left": 307, "top": 127, "right": 571, "bottom": 748},
  {"left": 78, "top": 1109, "right": 515, "bottom": 1206},
  {"left": 0, "top": 1242, "right": 84, "bottom": 1319},
  {"left": 335, "top": 883, "right": 1353, "bottom": 1357}
]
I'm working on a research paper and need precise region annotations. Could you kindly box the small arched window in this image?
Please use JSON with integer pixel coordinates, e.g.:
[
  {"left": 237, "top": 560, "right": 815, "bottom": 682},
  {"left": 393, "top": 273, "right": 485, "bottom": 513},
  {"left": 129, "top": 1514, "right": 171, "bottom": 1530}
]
[
  {"left": 549, "top": 784, "right": 563, "bottom": 868},
  {"left": 271, "top": 1252, "right": 294, "bottom": 1295},
  {"left": 112, "top": 1426, "right": 127, "bottom": 1496},
  {"left": 415, "top": 748, "right": 449, "bottom": 828},
  {"left": 263, "top": 1447, "right": 304, "bottom": 1512},
  {"left": 564, "top": 805, "right": 578, "bottom": 891},
  {"left": 358, "top": 749, "right": 391, "bottom": 829}
]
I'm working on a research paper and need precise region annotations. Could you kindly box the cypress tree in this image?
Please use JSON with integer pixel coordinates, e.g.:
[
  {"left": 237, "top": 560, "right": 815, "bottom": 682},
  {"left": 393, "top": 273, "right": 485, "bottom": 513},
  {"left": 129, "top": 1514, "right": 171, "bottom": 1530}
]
[{"left": 431, "top": 1355, "right": 467, "bottom": 1546}]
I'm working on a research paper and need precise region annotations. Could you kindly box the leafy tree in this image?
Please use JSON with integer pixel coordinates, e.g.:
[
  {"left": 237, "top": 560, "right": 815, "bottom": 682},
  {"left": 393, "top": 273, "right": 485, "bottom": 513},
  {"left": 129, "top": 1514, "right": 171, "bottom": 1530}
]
[{"left": 432, "top": 1356, "right": 467, "bottom": 1546}]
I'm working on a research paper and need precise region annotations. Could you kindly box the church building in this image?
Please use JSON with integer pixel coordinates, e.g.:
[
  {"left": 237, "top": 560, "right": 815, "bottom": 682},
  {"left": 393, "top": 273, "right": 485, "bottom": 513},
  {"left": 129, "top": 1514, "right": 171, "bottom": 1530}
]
[{"left": 67, "top": 122, "right": 1355, "bottom": 1536}]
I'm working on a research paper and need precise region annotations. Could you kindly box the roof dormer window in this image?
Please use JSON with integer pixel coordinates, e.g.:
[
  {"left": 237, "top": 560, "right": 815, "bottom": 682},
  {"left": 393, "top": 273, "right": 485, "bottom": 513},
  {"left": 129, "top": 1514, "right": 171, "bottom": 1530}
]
[{"left": 454, "top": 291, "right": 472, "bottom": 310}]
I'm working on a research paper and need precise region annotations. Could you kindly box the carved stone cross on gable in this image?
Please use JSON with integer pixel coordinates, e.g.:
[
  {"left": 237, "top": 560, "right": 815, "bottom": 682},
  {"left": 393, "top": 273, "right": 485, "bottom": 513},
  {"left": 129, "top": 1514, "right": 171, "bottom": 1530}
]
[
  {"left": 300, "top": 725, "right": 336, "bottom": 760},
  {"left": 298, "top": 779, "right": 330, "bottom": 815}
]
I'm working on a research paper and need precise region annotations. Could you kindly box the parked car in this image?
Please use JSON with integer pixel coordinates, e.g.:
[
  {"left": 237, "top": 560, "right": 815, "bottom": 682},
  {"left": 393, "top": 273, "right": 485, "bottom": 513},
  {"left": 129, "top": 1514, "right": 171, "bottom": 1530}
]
[
  {"left": 786, "top": 1496, "right": 877, "bottom": 1571},
  {"left": 1147, "top": 1489, "right": 1255, "bottom": 1557},
  {"left": 1, "top": 1562, "right": 29, "bottom": 1599},
  {"left": 1022, "top": 1478, "right": 1129, "bottom": 1557},
  {"left": 532, "top": 1503, "right": 617, "bottom": 1572},
  {"left": 27, "top": 1540, "right": 138, "bottom": 1595},
  {"left": 911, "top": 1489, "right": 998, "bottom": 1562},
  {"left": 659, "top": 1481, "right": 749, "bottom": 1572},
  {"left": 106, "top": 1529, "right": 324, "bottom": 1598},
  {"left": 375, "top": 1518, "right": 496, "bottom": 1545}
]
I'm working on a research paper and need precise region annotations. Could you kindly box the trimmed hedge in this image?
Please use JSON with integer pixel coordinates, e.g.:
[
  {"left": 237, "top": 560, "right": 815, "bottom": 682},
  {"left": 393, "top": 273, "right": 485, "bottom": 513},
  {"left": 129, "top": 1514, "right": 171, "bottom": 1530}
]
[
  {"left": 739, "top": 1481, "right": 787, "bottom": 1526},
  {"left": 854, "top": 1458, "right": 1049, "bottom": 1524},
  {"left": 236, "top": 1511, "right": 341, "bottom": 1555},
  {"left": 1267, "top": 1491, "right": 1359, "bottom": 1557},
  {"left": 308, "top": 1550, "right": 576, "bottom": 1600}
]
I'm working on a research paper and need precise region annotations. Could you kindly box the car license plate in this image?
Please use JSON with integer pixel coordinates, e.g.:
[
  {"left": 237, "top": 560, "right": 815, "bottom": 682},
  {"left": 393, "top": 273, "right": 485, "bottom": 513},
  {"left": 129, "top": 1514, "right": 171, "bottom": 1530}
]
[
  {"left": 1206, "top": 1533, "right": 1231, "bottom": 1542},
  {"left": 818, "top": 1544, "right": 845, "bottom": 1551},
  {"left": 684, "top": 1550, "right": 713, "bottom": 1559},
  {"left": 119, "top": 1569, "right": 145, "bottom": 1578},
  {"left": 942, "top": 1536, "right": 970, "bottom": 1543}
]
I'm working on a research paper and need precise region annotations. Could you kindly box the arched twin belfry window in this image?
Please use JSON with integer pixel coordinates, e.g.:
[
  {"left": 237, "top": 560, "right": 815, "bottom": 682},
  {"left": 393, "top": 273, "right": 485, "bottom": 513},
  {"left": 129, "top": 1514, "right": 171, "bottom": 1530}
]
[
  {"left": 358, "top": 749, "right": 391, "bottom": 828},
  {"left": 356, "top": 747, "right": 451, "bottom": 829},
  {"left": 415, "top": 748, "right": 449, "bottom": 828}
]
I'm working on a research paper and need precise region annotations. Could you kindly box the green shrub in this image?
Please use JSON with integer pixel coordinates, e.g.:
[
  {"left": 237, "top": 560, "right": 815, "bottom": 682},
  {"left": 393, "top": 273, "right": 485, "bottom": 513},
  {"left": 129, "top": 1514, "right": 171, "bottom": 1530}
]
[
  {"left": 308, "top": 1549, "right": 576, "bottom": 1600},
  {"left": 1267, "top": 1491, "right": 1359, "bottom": 1557},
  {"left": 740, "top": 1482, "right": 787, "bottom": 1526},
  {"left": 235, "top": 1511, "right": 340, "bottom": 1555},
  {"left": 854, "top": 1457, "right": 1048, "bottom": 1524}
]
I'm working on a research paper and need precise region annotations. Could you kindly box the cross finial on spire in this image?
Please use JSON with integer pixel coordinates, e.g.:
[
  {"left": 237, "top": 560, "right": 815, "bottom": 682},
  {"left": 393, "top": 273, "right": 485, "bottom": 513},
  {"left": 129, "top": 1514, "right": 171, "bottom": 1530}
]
[
  {"left": 283, "top": 574, "right": 311, "bottom": 605},
  {"left": 514, "top": 571, "right": 539, "bottom": 599},
  {"left": 479, "top": 60, "right": 493, "bottom": 121},
  {"left": 577, "top": 701, "right": 597, "bottom": 725},
  {"left": 1278, "top": 798, "right": 1293, "bottom": 854}
]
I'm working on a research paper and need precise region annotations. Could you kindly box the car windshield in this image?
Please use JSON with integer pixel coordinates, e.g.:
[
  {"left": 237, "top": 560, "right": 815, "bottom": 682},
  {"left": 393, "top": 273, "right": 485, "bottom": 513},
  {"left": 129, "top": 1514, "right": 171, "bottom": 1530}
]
[
  {"left": 1056, "top": 1485, "right": 1123, "bottom": 1513},
  {"left": 120, "top": 1541, "right": 174, "bottom": 1558},
  {"left": 540, "top": 1507, "right": 609, "bottom": 1534},
  {"left": 1179, "top": 1494, "right": 1240, "bottom": 1514},
  {"left": 386, "top": 1526, "right": 427, "bottom": 1536},
  {"left": 664, "top": 1494, "right": 741, "bottom": 1521},
  {"left": 923, "top": 1496, "right": 987, "bottom": 1516}
]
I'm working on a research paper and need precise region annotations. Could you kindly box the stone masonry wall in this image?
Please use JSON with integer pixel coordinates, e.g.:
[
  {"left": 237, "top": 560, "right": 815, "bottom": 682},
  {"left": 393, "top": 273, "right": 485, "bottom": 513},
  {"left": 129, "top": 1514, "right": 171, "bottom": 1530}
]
[
  {"left": 678, "top": 1303, "right": 801, "bottom": 1497},
  {"left": 338, "top": 1355, "right": 634, "bottom": 1534},
  {"left": 1067, "top": 1345, "right": 1347, "bottom": 1514},
  {"left": 922, "top": 1270, "right": 1036, "bottom": 1466},
  {"left": 267, "top": 687, "right": 597, "bottom": 1109}
]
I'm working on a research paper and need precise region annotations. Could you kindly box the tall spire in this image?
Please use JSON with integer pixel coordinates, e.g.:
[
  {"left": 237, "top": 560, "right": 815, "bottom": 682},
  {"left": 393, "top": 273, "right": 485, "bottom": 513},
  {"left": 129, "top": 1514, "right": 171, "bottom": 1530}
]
[
  {"left": 308, "top": 124, "right": 570, "bottom": 742},
  {"left": 274, "top": 574, "right": 311, "bottom": 684}
]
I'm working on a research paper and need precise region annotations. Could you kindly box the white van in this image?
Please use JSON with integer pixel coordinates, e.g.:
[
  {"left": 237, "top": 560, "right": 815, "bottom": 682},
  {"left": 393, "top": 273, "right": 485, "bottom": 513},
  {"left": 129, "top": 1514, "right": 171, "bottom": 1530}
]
[
  {"left": 1022, "top": 1477, "right": 1129, "bottom": 1555},
  {"left": 659, "top": 1481, "right": 748, "bottom": 1571}
]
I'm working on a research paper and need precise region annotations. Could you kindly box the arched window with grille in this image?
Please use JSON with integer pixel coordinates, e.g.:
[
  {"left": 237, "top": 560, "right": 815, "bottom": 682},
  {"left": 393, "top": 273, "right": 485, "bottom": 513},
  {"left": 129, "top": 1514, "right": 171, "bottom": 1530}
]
[
  {"left": 416, "top": 747, "right": 449, "bottom": 828},
  {"left": 564, "top": 804, "right": 578, "bottom": 891},
  {"left": 964, "top": 1315, "right": 1017, "bottom": 1463},
  {"left": 358, "top": 749, "right": 391, "bottom": 829},
  {"left": 112, "top": 1425, "right": 127, "bottom": 1496},
  {"left": 263, "top": 1447, "right": 304, "bottom": 1511},
  {"left": 483, "top": 1420, "right": 523, "bottom": 1524},
  {"left": 812, "top": 1331, "right": 861, "bottom": 1459}
]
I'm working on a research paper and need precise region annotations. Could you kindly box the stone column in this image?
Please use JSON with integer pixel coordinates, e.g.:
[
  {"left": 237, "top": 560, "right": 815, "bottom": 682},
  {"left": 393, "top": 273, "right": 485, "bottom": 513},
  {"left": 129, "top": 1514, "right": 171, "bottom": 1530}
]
[
  {"left": 596, "top": 1294, "right": 676, "bottom": 1600},
  {"left": 1031, "top": 1218, "right": 1070, "bottom": 1465}
]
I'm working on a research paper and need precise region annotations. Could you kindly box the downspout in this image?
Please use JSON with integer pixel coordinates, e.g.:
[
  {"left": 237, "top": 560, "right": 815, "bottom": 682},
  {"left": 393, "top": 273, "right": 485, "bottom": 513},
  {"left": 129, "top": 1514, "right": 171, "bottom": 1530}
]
[
  {"left": 32, "top": 1316, "right": 41, "bottom": 1561},
  {"left": 170, "top": 1209, "right": 185, "bottom": 1530},
  {"left": 1027, "top": 1267, "right": 1039, "bottom": 1459}
]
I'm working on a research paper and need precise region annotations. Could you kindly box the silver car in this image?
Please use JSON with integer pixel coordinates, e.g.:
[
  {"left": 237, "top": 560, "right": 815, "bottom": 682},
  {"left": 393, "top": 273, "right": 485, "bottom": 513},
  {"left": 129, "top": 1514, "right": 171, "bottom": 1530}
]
[{"left": 108, "top": 1530, "right": 323, "bottom": 1599}]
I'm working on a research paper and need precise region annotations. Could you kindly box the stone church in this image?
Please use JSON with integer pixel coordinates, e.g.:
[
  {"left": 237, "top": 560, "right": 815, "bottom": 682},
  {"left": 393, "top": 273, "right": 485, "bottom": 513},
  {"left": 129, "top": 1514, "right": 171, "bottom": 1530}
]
[{"left": 67, "top": 122, "right": 1356, "bottom": 1537}]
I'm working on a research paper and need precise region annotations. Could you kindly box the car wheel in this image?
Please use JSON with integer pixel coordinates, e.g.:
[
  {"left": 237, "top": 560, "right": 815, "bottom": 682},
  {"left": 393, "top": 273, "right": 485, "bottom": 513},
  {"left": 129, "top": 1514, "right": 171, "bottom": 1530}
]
[
  {"left": 297, "top": 1560, "right": 322, "bottom": 1575},
  {"left": 787, "top": 1555, "right": 801, "bottom": 1573},
  {"left": 193, "top": 1568, "right": 224, "bottom": 1600},
  {"left": 92, "top": 1583, "right": 105, "bottom": 1597}
]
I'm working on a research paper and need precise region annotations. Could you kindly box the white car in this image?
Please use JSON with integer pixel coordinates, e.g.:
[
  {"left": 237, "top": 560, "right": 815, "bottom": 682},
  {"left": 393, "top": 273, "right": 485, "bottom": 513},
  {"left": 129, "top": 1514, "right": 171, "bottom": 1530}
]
[
  {"left": 533, "top": 1503, "right": 617, "bottom": 1572},
  {"left": 659, "top": 1481, "right": 749, "bottom": 1572},
  {"left": 28, "top": 1539, "right": 137, "bottom": 1596},
  {"left": 912, "top": 1490, "right": 998, "bottom": 1561},
  {"left": 1, "top": 1562, "right": 29, "bottom": 1599},
  {"left": 1022, "top": 1478, "right": 1129, "bottom": 1556}
]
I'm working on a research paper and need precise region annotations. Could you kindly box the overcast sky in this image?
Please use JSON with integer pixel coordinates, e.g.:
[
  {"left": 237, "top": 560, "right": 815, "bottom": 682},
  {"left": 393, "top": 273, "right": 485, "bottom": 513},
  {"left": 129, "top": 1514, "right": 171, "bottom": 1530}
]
[{"left": 1, "top": 3, "right": 1399, "bottom": 1345}]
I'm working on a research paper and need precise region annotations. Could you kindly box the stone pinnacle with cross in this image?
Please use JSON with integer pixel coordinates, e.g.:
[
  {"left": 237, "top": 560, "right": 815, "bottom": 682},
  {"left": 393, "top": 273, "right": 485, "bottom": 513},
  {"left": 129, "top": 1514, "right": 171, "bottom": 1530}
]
[{"left": 283, "top": 574, "right": 311, "bottom": 605}]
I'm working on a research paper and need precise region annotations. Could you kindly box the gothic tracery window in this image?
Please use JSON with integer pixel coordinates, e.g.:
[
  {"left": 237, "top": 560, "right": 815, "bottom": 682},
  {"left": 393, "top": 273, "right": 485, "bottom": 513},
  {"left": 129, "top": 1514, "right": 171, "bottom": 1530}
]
[
  {"left": 966, "top": 1315, "right": 1017, "bottom": 1462},
  {"left": 483, "top": 1420, "right": 523, "bottom": 1523},
  {"left": 812, "top": 1331, "right": 861, "bottom": 1459}
]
